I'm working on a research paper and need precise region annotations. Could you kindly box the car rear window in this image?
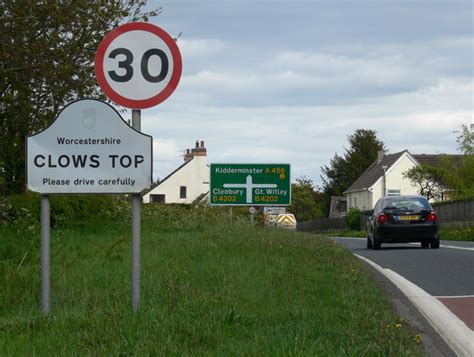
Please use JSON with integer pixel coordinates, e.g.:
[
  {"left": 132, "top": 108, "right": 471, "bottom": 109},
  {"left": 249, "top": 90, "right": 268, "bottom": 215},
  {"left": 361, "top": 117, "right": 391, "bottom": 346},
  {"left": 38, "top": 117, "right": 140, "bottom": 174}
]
[{"left": 382, "top": 197, "right": 431, "bottom": 210}]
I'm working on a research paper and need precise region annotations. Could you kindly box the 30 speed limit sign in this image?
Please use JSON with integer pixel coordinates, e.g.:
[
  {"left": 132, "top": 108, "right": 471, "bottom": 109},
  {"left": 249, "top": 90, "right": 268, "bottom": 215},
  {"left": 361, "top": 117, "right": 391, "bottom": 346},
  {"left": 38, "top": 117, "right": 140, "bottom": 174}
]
[{"left": 95, "top": 22, "right": 182, "bottom": 109}]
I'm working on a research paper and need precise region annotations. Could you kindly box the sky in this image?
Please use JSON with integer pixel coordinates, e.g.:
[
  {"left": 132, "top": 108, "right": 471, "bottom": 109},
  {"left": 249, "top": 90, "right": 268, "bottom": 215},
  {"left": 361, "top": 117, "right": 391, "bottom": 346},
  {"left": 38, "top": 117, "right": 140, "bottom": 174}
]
[{"left": 132, "top": 0, "right": 473, "bottom": 186}]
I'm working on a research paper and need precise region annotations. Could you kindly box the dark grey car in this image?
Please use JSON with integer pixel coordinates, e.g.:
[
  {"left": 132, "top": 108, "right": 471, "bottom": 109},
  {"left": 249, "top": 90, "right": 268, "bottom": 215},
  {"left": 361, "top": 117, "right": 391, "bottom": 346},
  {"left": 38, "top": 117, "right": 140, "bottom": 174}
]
[{"left": 366, "top": 195, "right": 440, "bottom": 250}]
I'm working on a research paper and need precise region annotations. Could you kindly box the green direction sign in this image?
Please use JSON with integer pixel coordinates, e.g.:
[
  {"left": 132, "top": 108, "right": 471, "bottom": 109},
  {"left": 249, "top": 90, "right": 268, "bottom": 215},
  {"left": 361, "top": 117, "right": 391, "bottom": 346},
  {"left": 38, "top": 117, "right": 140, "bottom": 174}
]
[{"left": 210, "top": 164, "right": 291, "bottom": 206}]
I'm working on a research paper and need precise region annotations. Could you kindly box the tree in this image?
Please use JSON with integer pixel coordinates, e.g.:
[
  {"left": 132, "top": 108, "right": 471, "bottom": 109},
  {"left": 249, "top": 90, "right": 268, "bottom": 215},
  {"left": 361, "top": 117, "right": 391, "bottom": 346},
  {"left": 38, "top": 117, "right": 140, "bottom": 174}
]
[
  {"left": 404, "top": 124, "right": 474, "bottom": 200},
  {"left": 320, "top": 129, "right": 386, "bottom": 215},
  {"left": 445, "top": 124, "right": 474, "bottom": 198},
  {"left": 288, "top": 177, "right": 323, "bottom": 222},
  {"left": 456, "top": 123, "right": 474, "bottom": 155},
  {"left": 403, "top": 165, "right": 447, "bottom": 201},
  {"left": 0, "top": 1, "right": 160, "bottom": 195}
]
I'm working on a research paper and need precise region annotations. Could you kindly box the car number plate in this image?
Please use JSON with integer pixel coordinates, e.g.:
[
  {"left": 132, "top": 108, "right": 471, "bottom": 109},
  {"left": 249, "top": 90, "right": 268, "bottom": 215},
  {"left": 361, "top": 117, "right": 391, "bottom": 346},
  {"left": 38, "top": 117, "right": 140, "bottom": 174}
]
[{"left": 398, "top": 215, "right": 420, "bottom": 221}]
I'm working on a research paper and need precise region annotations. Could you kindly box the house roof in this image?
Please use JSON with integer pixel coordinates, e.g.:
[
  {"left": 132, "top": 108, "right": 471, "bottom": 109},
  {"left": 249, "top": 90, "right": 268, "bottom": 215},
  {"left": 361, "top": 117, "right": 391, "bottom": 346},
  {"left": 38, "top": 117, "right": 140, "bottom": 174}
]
[
  {"left": 343, "top": 150, "right": 408, "bottom": 194},
  {"left": 141, "top": 158, "right": 193, "bottom": 196},
  {"left": 412, "top": 154, "right": 464, "bottom": 167}
]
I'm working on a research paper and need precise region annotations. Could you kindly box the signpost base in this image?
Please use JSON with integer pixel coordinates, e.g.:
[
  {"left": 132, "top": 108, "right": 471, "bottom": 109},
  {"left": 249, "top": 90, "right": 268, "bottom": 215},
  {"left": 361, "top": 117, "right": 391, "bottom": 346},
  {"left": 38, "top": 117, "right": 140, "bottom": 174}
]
[
  {"left": 132, "top": 194, "right": 141, "bottom": 313},
  {"left": 41, "top": 195, "right": 51, "bottom": 316}
]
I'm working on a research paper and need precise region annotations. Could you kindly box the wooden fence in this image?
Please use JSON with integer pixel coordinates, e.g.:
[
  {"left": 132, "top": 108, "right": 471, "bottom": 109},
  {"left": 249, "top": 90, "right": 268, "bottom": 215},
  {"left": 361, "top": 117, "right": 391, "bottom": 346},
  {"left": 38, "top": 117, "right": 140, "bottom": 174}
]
[
  {"left": 298, "top": 199, "right": 474, "bottom": 232},
  {"left": 297, "top": 217, "right": 348, "bottom": 232},
  {"left": 432, "top": 200, "right": 474, "bottom": 227}
]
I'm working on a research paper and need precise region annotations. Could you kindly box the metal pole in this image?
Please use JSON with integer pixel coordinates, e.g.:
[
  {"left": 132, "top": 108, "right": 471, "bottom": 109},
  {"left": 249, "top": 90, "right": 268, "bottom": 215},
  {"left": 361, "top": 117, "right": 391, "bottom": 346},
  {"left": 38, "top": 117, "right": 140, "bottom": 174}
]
[
  {"left": 41, "top": 194, "right": 51, "bottom": 316},
  {"left": 382, "top": 165, "right": 387, "bottom": 197},
  {"left": 131, "top": 109, "right": 141, "bottom": 312},
  {"left": 250, "top": 213, "right": 254, "bottom": 225}
]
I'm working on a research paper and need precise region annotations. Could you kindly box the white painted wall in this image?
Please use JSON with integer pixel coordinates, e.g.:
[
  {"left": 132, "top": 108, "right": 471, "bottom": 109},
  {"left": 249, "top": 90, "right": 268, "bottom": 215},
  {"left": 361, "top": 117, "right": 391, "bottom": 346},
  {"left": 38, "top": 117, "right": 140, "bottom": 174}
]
[
  {"left": 142, "top": 156, "right": 209, "bottom": 204},
  {"left": 383, "top": 154, "right": 419, "bottom": 197},
  {"left": 347, "top": 153, "right": 420, "bottom": 211},
  {"left": 346, "top": 190, "right": 372, "bottom": 211}
]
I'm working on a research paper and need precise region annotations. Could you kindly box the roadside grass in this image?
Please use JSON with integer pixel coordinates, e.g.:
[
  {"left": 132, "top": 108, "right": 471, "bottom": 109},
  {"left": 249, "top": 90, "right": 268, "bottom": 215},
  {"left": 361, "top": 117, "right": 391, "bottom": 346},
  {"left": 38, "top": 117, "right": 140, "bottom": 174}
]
[
  {"left": 1, "top": 207, "right": 423, "bottom": 355},
  {"left": 440, "top": 225, "right": 474, "bottom": 242}
]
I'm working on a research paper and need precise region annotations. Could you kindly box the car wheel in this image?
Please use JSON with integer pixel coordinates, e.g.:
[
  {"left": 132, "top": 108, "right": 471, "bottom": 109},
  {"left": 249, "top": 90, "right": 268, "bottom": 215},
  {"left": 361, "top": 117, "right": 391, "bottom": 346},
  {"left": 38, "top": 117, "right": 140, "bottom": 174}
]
[
  {"left": 372, "top": 233, "right": 381, "bottom": 250},
  {"left": 421, "top": 241, "right": 429, "bottom": 248},
  {"left": 366, "top": 234, "right": 373, "bottom": 249},
  {"left": 431, "top": 236, "right": 440, "bottom": 249}
]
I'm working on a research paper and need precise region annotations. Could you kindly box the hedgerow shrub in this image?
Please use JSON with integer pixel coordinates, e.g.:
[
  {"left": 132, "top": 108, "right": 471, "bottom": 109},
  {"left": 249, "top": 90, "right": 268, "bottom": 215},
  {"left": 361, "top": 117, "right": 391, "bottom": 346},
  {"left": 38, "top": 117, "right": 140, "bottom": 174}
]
[
  {"left": 346, "top": 208, "right": 362, "bottom": 231},
  {"left": 0, "top": 193, "right": 127, "bottom": 230}
]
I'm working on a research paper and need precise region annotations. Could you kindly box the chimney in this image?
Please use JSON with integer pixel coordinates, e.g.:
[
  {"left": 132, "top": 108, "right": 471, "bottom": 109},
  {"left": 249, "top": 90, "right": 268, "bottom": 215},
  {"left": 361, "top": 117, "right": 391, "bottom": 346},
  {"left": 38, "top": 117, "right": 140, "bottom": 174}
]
[
  {"left": 184, "top": 148, "right": 193, "bottom": 163},
  {"left": 184, "top": 140, "right": 207, "bottom": 162},
  {"left": 377, "top": 150, "right": 384, "bottom": 163}
]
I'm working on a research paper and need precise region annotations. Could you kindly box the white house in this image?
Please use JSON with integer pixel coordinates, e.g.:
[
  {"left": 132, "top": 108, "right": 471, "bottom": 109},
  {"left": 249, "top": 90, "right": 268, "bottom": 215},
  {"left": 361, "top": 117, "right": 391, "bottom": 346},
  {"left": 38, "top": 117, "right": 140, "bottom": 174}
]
[
  {"left": 343, "top": 150, "right": 461, "bottom": 211},
  {"left": 142, "top": 141, "right": 209, "bottom": 204}
]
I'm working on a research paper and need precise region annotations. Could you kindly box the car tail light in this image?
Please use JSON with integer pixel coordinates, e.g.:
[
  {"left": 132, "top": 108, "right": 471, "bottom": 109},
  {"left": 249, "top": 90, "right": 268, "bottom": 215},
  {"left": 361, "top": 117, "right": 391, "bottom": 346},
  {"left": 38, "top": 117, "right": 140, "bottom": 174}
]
[
  {"left": 376, "top": 213, "right": 389, "bottom": 223},
  {"left": 427, "top": 212, "right": 438, "bottom": 222}
]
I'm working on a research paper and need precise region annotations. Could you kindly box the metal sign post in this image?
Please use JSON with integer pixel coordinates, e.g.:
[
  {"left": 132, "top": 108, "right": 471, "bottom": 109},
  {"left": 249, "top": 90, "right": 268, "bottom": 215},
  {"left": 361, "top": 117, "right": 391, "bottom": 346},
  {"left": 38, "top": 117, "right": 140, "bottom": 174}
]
[
  {"left": 41, "top": 195, "right": 51, "bottom": 316},
  {"left": 249, "top": 206, "right": 256, "bottom": 225},
  {"left": 94, "top": 22, "right": 182, "bottom": 313},
  {"left": 131, "top": 109, "right": 141, "bottom": 312}
]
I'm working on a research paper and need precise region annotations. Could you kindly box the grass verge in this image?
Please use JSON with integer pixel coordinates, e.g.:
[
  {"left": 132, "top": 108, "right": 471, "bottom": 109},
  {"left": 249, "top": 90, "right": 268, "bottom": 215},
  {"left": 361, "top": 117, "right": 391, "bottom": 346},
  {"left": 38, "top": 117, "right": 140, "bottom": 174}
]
[
  {"left": 1, "top": 208, "right": 422, "bottom": 355},
  {"left": 439, "top": 225, "right": 474, "bottom": 242}
]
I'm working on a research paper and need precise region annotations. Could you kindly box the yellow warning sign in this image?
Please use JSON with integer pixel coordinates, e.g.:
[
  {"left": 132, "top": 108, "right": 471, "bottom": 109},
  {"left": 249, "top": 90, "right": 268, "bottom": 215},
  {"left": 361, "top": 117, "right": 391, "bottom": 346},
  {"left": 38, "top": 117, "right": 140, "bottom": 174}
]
[{"left": 276, "top": 214, "right": 297, "bottom": 230}]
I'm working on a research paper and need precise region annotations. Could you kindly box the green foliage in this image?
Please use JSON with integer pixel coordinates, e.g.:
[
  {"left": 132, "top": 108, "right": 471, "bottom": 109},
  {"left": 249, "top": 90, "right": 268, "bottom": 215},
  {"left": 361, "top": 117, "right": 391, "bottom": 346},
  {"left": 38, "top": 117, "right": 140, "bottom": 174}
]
[
  {"left": 440, "top": 225, "right": 474, "bottom": 242},
  {"left": 345, "top": 208, "right": 362, "bottom": 231},
  {"left": 403, "top": 164, "right": 446, "bottom": 201},
  {"left": 321, "top": 129, "right": 386, "bottom": 215},
  {"left": 0, "top": 1, "right": 160, "bottom": 195},
  {"left": 142, "top": 203, "right": 234, "bottom": 232},
  {"left": 455, "top": 123, "right": 474, "bottom": 155},
  {"left": 443, "top": 154, "right": 474, "bottom": 200},
  {"left": 288, "top": 177, "right": 323, "bottom": 221},
  {"left": 0, "top": 193, "right": 126, "bottom": 231}
]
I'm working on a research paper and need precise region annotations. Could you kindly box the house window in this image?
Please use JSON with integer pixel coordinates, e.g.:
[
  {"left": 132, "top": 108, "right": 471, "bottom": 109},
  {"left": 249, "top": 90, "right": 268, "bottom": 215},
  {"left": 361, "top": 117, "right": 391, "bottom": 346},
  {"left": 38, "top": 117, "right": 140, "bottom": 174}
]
[
  {"left": 150, "top": 194, "right": 165, "bottom": 203},
  {"left": 387, "top": 189, "right": 400, "bottom": 197},
  {"left": 180, "top": 186, "right": 187, "bottom": 199}
]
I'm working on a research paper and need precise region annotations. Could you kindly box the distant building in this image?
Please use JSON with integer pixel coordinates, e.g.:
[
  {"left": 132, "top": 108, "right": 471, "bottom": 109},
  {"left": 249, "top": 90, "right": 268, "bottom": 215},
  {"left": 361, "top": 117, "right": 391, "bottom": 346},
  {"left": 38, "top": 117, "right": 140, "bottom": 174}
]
[
  {"left": 142, "top": 141, "right": 209, "bottom": 204},
  {"left": 343, "top": 150, "right": 461, "bottom": 211},
  {"left": 329, "top": 196, "right": 347, "bottom": 218}
]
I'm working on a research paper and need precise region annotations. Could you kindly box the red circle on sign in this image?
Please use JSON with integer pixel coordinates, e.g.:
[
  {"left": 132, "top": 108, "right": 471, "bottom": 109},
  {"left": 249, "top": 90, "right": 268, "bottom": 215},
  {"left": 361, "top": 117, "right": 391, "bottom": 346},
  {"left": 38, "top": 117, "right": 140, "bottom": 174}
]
[{"left": 95, "top": 22, "right": 182, "bottom": 109}]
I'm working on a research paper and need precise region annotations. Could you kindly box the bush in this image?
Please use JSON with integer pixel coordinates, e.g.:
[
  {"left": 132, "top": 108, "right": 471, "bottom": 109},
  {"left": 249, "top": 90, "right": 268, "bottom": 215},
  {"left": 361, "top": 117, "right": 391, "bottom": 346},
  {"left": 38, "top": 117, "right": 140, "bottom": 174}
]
[
  {"left": 346, "top": 208, "right": 362, "bottom": 231},
  {"left": 1, "top": 193, "right": 127, "bottom": 230}
]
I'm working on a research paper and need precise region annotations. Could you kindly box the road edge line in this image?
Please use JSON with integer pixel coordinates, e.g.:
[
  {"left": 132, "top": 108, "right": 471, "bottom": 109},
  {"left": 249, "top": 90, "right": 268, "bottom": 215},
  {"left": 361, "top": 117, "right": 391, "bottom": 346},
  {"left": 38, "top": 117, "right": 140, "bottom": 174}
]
[{"left": 355, "top": 254, "right": 474, "bottom": 357}]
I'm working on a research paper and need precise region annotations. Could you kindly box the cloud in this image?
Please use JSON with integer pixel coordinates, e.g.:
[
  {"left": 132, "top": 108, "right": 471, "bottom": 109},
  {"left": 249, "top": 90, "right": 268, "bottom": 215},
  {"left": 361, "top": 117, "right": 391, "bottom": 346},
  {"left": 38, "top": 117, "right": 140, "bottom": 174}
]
[
  {"left": 178, "top": 38, "right": 227, "bottom": 59},
  {"left": 170, "top": 35, "right": 472, "bottom": 108},
  {"left": 145, "top": 2, "right": 472, "bottom": 186},
  {"left": 143, "top": 74, "right": 471, "bottom": 185}
]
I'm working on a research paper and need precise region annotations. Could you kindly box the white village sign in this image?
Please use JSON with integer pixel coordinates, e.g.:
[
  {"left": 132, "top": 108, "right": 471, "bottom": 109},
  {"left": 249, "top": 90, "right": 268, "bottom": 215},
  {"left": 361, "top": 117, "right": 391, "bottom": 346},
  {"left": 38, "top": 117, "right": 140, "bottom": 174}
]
[{"left": 27, "top": 99, "right": 152, "bottom": 194}]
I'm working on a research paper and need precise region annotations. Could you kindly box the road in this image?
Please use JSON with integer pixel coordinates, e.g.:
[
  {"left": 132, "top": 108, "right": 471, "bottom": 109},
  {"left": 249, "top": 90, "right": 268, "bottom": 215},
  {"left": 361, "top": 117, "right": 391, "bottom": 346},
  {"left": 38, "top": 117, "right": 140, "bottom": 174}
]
[{"left": 332, "top": 237, "right": 474, "bottom": 356}]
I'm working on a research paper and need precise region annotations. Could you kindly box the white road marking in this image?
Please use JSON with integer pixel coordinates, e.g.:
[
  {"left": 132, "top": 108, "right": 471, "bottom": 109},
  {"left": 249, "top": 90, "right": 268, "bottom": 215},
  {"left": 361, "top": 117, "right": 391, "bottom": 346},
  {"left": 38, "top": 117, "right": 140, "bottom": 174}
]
[
  {"left": 355, "top": 254, "right": 474, "bottom": 357},
  {"left": 405, "top": 242, "right": 474, "bottom": 251},
  {"left": 434, "top": 295, "right": 474, "bottom": 299},
  {"left": 331, "top": 238, "right": 474, "bottom": 251},
  {"left": 440, "top": 244, "right": 474, "bottom": 251}
]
